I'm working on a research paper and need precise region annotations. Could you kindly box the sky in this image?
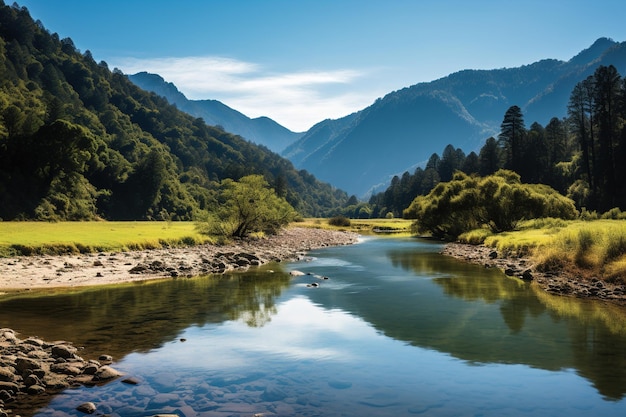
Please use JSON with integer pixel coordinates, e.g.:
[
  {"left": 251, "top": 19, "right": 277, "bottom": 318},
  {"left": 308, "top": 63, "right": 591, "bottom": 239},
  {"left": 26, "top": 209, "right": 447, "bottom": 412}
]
[{"left": 16, "top": 0, "right": 626, "bottom": 132}]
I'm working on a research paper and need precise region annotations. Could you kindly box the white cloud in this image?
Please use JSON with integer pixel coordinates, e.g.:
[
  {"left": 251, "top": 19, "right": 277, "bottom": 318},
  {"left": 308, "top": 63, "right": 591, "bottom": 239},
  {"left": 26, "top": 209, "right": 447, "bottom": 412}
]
[{"left": 113, "top": 55, "right": 379, "bottom": 131}]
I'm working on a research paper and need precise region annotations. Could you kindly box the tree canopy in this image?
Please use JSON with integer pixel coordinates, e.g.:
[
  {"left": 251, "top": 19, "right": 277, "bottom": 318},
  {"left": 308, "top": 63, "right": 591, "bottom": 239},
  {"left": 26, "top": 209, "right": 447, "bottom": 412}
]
[
  {"left": 199, "top": 175, "right": 296, "bottom": 238},
  {"left": 0, "top": 2, "right": 348, "bottom": 221},
  {"left": 403, "top": 170, "right": 578, "bottom": 240}
]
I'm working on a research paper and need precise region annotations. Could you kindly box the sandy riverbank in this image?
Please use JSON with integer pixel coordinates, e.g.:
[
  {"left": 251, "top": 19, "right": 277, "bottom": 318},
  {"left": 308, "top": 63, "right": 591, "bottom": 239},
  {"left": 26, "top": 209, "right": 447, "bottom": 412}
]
[
  {"left": 0, "top": 227, "right": 359, "bottom": 292},
  {"left": 442, "top": 242, "right": 626, "bottom": 304}
]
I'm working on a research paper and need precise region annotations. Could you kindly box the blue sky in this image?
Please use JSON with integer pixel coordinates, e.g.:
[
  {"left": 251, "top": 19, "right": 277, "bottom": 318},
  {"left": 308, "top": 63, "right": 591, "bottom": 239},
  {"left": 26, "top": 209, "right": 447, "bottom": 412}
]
[{"left": 17, "top": 0, "right": 626, "bottom": 131}]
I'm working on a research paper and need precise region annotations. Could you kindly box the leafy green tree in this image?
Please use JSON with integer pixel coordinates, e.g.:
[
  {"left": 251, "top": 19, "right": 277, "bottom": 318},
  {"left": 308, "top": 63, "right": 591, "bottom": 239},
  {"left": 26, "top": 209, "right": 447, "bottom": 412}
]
[
  {"left": 202, "top": 175, "right": 296, "bottom": 238},
  {"left": 404, "top": 170, "right": 578, "bottom": 239}
]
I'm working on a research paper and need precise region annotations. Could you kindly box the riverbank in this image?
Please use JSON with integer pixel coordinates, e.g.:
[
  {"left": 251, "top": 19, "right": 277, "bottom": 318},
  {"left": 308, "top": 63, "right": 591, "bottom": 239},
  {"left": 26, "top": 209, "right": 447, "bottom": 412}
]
[
  {"left": 0, "top": 328, "right": 126, "bottom": 416},
  {"left": 0, "top": 227, "right": 359, "bottom": 292},
  {"left": 442, "top": 242, "right": 626, "bottom": 304}
]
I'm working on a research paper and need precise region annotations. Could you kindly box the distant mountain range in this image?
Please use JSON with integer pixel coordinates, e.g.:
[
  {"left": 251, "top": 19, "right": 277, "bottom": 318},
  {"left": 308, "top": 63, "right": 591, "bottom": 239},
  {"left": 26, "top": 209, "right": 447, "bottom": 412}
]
[
  {"left": 132, "top": 38, "right": 626, "bottom": 198},
  {"left": 129, "top": 72, "right": 303, "bottom": 153},
  {"left": 283, "top": 37, "right": 626, "bottom": 196}
]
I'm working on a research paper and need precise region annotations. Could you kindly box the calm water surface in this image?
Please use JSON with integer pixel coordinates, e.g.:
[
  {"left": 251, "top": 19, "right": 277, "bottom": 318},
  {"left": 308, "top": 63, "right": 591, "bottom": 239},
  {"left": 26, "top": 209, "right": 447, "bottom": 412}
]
[{"left": 2, "top": 236, "right": 626, "bottom": 416}]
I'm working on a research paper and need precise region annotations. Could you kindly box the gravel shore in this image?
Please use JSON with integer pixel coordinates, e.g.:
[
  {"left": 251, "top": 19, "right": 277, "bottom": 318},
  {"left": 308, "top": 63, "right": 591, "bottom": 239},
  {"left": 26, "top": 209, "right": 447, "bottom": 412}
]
[
  {"left": 0, "top": 227, "right": 359, "bottom": 292},
  {"left": 442, "top": 242, "right": 626, "bottom": 304}
]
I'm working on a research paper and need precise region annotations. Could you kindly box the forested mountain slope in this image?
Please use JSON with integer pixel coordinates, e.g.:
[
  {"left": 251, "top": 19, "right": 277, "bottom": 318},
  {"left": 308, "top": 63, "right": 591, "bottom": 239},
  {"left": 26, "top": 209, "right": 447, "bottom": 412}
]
[
  {"left": 283, "top": 37, "right": 626, "bottom": 197},
  {"left": 129, "top": 72, "right": 303, "bottom": 153},
  {"left": 0, "top": 2, "right": 347, "bottom": 221}
]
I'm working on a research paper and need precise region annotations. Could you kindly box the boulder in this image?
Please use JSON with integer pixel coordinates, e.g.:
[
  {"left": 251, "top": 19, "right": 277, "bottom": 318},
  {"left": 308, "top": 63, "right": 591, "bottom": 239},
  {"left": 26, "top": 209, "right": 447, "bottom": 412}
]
[{"left": 51, "top": 344, "right": 77, "bottom": 359}]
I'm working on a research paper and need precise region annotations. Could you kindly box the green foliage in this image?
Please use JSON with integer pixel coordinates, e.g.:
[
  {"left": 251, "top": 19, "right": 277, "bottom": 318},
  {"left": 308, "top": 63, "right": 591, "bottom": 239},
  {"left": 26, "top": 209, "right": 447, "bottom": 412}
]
[
  {"left": 328, "top": 215, "right": 351, "bottom": 227},
  {"left": 0, "top": 3, "right": 349, "bottom": 221},
  {"left": 404, "top": 170, "right": 579, "bottom": 239},
  {"left": 198, "top": 175, "right": 296, "bottom": 239}
]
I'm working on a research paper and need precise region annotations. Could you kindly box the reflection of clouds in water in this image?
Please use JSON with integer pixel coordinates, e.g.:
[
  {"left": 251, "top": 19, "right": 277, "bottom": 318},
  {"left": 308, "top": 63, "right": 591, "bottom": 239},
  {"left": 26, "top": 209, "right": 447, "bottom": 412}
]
[{"left": 120, "top": 296, "right": 376, "bottom": 371}]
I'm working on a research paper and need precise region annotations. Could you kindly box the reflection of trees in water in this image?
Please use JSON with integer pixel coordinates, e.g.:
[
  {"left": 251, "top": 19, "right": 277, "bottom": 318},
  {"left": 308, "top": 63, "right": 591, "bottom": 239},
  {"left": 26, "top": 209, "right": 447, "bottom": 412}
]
[
  {"left": 0, "top": 267, "right": 291, "bottom": 360},
  {"left": 385, "top": 247, "right": 626, "bottom": 399},
  {"left": 534, "top": 289, "right": 626, "bottom": 400}
]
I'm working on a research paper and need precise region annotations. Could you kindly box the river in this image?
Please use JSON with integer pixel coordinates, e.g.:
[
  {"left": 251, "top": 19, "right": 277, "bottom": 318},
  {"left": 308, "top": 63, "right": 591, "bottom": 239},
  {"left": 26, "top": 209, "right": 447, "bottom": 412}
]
[{"left": 2, "top": 236, "right": 626, "bottom": 416}]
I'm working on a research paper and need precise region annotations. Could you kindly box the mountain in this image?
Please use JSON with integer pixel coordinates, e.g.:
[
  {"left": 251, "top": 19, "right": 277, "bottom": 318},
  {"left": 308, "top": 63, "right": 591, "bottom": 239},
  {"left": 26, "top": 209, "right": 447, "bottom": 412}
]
[
  {"left": 0, "top": 1, "right": 347, "bottom": 221},
  {"left": 129, "top": 72, "right": 303, "bottom": 153},
  {"left": 283, "top": 37, "right": 626, "bottom": 197}
]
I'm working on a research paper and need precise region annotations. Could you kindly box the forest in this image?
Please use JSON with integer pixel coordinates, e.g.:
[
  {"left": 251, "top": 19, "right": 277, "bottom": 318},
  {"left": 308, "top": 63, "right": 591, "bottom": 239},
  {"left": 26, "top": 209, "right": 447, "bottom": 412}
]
[
  {"left": 0, "top": 2, "right": 349, "bottom": 222},
  {"left": 368, "top": 64, "right": 626, "bottom": 221}
]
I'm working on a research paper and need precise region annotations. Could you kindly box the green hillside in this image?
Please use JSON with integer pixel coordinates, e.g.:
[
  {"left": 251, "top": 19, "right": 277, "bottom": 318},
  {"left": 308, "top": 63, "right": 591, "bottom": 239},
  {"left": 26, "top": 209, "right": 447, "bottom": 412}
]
[{"left": 0, "top": 2, "right": 347, "bottom": 221}]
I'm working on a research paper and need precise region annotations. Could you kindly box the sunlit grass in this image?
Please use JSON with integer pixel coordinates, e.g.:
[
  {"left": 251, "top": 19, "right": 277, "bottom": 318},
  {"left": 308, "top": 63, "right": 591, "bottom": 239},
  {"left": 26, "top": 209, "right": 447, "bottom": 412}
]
[
  {"left": 0, "top": 221, "right": 212, "bottom": 256},
  {"left": 459, "top": 219, "right": 626, "bottom": 283},
  {"left": 296, "top": 218, "right": 413, "bottom": 235}
]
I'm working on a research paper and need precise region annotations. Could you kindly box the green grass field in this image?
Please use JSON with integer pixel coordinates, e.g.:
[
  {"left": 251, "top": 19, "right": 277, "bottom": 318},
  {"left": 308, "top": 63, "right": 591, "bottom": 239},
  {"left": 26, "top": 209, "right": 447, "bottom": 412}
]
[
  {"left": 296, "top": 218, "right": 414, "bottom": 235},
  {"left": 0, "top": 221, "right": 211, "bottom": 256}
]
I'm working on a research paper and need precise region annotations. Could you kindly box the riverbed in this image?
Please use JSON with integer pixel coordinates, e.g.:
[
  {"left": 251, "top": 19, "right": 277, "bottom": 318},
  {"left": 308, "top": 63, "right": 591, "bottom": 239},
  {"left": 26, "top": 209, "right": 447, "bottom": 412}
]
[{"left": 3, "top": 235, "right": 626, "bottom": 416}]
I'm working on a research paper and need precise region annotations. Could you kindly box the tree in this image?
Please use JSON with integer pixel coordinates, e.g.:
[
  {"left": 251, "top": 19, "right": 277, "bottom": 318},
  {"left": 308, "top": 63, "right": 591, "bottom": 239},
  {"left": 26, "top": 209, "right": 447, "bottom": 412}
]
[
  {"left": 203, "top": 175, "right": 296, "bottom": 238},
  {"left": 498, "top": 105, "right": 526, "bottom": 174},
  {"left": 404, "top": 170, "right": 578, "bottom": 239},
  {"left": 592, "top": 65, "right": 621, "bottom": 210},
  {"left": 478, "top": 137, "right": 501, "bottom": 176}
]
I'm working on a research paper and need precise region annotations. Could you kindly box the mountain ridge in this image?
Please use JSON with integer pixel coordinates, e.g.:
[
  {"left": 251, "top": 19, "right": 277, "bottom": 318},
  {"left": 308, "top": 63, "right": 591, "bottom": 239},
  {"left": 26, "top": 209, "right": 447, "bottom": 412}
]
[
  {"left": 282, "top": 37, "right": 625, "bottom": 197},
  {"left": 129, "top": 72, "right": 302, "bottom": 153}
]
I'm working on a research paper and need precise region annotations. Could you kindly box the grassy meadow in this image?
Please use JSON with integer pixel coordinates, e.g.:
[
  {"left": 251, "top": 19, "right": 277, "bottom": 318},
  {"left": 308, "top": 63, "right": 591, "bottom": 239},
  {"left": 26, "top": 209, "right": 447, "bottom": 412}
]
[
  {"left": 296, "top": 218, "right": 414, "bottom": 235},
  {"left": 0, "top": 221, "right": 211, "bottom": 257},
  {"left": 459, "top": 219, "right": 626, "bottom": 284}
]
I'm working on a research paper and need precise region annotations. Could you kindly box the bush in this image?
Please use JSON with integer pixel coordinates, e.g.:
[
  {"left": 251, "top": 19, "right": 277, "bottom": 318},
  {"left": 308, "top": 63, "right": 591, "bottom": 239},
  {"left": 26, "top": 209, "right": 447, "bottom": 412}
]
[
  {"left": 404, "top": 170, "right": 578, "bottom": 240},
  {"left": 328, "top": 216, "right": 351, "bottom": 227}
]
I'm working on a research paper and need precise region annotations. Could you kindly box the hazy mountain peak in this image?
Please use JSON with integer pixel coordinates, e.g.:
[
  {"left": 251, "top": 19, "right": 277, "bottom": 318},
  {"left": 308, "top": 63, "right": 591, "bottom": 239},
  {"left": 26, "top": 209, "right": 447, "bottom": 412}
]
[
  {"left": 283, "top": 38, "right": 626, "bottom": 197},
  {"left": 129, "top": 72, "right": 302, "bottom": 153}
]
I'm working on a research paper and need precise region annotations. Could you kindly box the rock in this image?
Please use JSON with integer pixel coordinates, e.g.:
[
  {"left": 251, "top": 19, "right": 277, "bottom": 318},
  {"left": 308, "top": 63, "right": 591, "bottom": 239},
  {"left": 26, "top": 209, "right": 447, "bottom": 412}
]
[
  {"left": 23, "top": 337, "right": 45, "bottom": 347},
  {"left": 76, "top": 401, "right": 97, "bottom": 414},
  {"left": 0, "top": 368, "right": 14, "bottom": 383},
  {"left": 129, "top": 264, "right": 148, "bottom": 273},
  {"left": 51, "top": 362, "right": 83, "bottom": 375},
  {"left": 0, "top": 389, "right": 13, "bottom": 402},
  {"left": 26, "top": 384, "right": 46, "bottom": 395},
  {"left": 122, "top": 376, "right": 140, "bottom": 385},
  {"left": 489, "top": 250, "right": 498, "bottom": 259},
  {"left": 15, "top": 357, "right": 41, "bottom": 374},
  {"left": 98, "top": 354, "right": 113, "bottom": 363},
  {"left": 0, "top": 382, "right": 18, "bottom": 393},
  {"left": 82, "top": 363, "right": 99, "bottom": 375},
  {"left": 51, "top": 344, "right": 77, "bottom": 359},
  {"left": 23, "top": 373, "right": 42, "bottom": 386},
  {"left": 92, "top": 365, "right": 122, "bottom": 381},
  {"left": 522, "top": 269, "right": 534, "bottom": 281},
  {"left": 504, "top": 268, "right": 517, "bottom": 277}
]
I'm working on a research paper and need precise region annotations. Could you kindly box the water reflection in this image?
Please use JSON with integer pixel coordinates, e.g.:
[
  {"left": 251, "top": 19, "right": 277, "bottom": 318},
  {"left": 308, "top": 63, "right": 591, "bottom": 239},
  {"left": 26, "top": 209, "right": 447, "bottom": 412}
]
[
  {"left": 1, "top": 236, "right": 626, "bottom": 416},
  {"left": 297, "top": 237, "right": 626, "bottom": 400},
  {"left": 0, "top": 266, "right": 290, "bottom": 360}
]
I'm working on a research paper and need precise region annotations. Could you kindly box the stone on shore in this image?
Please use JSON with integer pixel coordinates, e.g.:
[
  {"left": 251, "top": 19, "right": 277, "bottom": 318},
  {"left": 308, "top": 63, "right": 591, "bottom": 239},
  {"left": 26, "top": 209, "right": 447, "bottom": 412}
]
[{"left": 0, "top": 328, "right": 124, "bottom": 415}]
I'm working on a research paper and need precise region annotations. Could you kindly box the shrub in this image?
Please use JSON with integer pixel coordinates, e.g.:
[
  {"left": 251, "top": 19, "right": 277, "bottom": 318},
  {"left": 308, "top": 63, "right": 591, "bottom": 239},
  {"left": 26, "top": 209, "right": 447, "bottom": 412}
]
[{"left": 328, "top": 216, "right": 351, "bottom": 227}]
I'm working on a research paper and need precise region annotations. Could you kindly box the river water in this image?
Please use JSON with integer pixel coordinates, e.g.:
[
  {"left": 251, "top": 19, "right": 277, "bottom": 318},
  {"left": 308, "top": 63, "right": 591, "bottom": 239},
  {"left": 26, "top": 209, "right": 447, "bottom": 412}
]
[{"left": 2, "top": 236, "right": 626, "bottom": 416}]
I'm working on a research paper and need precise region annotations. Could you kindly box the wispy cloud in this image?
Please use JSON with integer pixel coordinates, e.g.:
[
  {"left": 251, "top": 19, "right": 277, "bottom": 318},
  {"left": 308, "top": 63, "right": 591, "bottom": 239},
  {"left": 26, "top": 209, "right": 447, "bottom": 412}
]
[{"left": 113, "top": 56, "right": 378, "bottom": 131}]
